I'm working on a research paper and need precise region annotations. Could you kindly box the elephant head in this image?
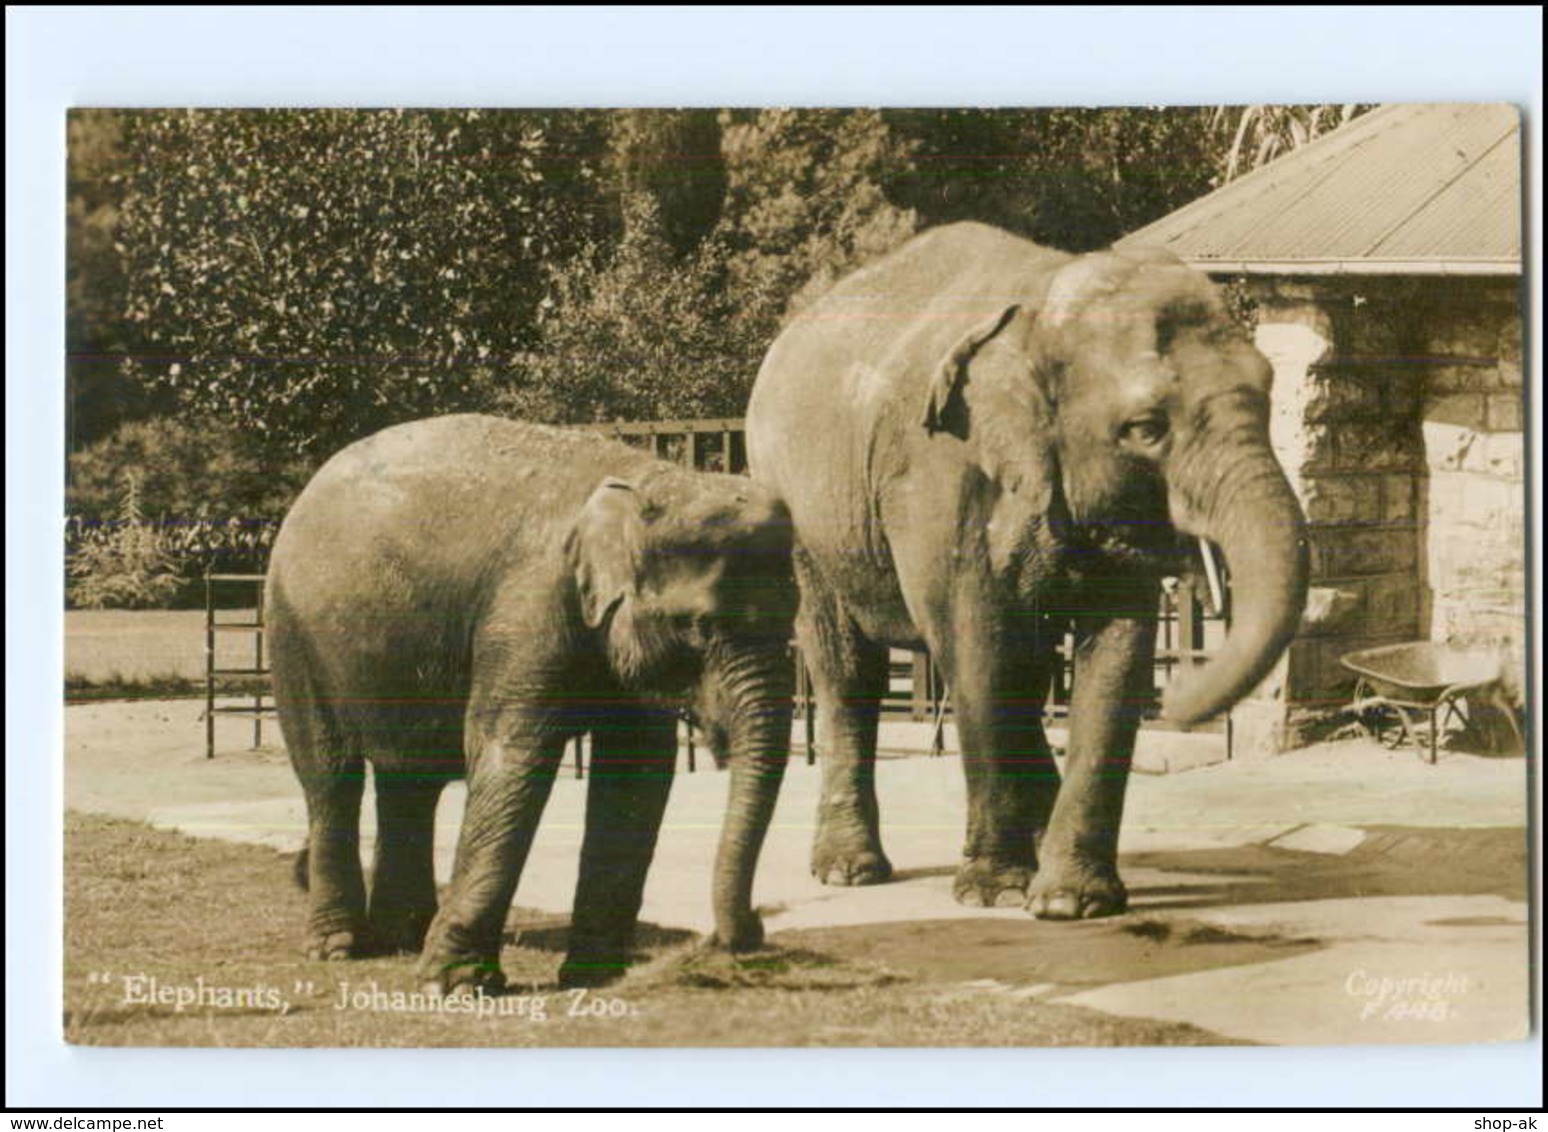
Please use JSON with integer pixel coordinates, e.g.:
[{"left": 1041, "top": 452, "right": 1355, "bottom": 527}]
[
  {"left": 923, "top": 246, "right": 1308, "bottom": 726},
  {"left": 567, "top": 471, "right": 797, "bottom": 945}
]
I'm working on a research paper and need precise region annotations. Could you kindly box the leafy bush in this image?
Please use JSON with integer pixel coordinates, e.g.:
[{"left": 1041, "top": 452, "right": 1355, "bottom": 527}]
[
  {"left": 67, "top": 472, "right": 184, "bottom": 609},
  {"left": 67, "top": 417, "right": 310, "bottom": 604}
]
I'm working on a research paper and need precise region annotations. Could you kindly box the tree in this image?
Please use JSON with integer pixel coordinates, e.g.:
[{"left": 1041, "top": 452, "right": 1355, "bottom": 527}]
[
  {"left": 716, "top": 108, "right": 919, "bottom": 326},
  {"left": 885, "top": 108, "right": 1223, "bottom": 252},
  {"left": 497, "top": 194, "right": 764, "bottom": 424},
  {"left": 497, "top": 110, "right": 922, "bottom": 428},
  {"left": 68, "top": 109, "right": 171, "bottom": 449},
  {"left": 1212, "top": 104, "right": 1372, "bottom": 182},
  {"left": 605, "top": 110, "right": 726, "bottom": 257},
  {"left": 114, "top": 109, "right": 612, "bottom": 456}
]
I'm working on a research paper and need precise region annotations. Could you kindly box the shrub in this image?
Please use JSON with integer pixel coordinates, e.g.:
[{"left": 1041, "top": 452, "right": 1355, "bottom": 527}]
[
  {"left": 67, "top": 472, "right": 184, "bottom": 609},
  {"left": 67, "top": 416, "right": 310, "bottom": 604}
]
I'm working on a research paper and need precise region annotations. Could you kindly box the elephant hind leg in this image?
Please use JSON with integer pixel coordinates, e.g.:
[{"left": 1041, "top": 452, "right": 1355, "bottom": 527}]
[
  {"left": 295, "top": 746, "right": 368, "bottom": 960},
  {"left": 273, "top": 633, "right": 368, "bottom": 958},
  {"left": 798, "top": 574, "right": 892, "bottom": 887},
  {"left": 367, "top": 771, "right": 446, "bottom": 955}
]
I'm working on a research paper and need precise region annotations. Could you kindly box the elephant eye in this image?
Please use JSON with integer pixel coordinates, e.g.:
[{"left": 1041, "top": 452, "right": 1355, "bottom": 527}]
[{"left": 1120, "top": 414, "right": 1169, "bottom": 448}]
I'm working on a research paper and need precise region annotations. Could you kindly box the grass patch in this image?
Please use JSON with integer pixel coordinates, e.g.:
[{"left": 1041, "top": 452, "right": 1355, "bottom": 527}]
[
  {"left": 65, "top": 670, "right": 208, "bottom": 703},
  {"left": 64, "top": 812, "right": 1239, "bottom": 1047}
]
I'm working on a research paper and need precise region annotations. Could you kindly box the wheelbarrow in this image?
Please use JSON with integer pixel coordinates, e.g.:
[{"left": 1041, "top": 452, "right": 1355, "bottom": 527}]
[{"left": 1340, "top": 642, "right": 1511, "bottom": 764}]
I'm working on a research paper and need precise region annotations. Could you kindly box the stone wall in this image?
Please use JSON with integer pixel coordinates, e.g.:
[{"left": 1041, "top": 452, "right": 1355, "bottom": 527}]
[
  {"left": 1413, "top": 279, "right": 1526, "bottom": 700},
  {"left": 1229, "top": 275, "right": 1525, "bottom": 752}
]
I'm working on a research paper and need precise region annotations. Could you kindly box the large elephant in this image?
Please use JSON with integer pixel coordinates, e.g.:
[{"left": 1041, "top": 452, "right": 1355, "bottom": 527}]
[
  {"left": 746, "top": 222, "right": 1307, "bottom": 918},
  {"left": 267, "top": 415, "right": 798, "bottom": 991}
]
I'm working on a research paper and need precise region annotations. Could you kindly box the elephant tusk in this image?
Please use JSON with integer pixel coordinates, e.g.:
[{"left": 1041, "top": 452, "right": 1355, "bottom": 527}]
[{"left": 1199, "top": 537, "right": 1225, "bottom": 614}]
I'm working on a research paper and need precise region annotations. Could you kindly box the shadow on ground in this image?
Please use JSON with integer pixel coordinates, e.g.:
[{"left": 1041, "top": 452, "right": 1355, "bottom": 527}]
[{"left": 771, "top": 825, "right": 1526, "bottom": 991}]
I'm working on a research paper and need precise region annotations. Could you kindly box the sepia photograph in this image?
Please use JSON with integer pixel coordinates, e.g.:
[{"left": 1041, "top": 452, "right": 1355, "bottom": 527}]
[{"left": 56, "top": 97, "right": 1531, "bottom": 1055}]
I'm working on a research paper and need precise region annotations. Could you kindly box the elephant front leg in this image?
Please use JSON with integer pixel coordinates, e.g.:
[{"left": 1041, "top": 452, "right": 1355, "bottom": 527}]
[
  {"left": 947, "top": 630, "right": 1061, "bottom": 908},
  {"left": 800, "top": 597, "right": 892, "bottom": 886},
  {"left": 559, "top": 708, "right": 678, "bottom": 988},
  {"left": 1026, "top": 577, "right": 1157, "bottom": 920},
  {"left": 417, "top": 732, "right": 562, "bottom": 994}
]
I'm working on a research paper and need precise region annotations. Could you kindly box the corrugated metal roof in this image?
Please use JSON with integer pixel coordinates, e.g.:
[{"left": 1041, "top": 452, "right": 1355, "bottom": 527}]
[{"left": 1118, "top": 103, "right": 1521, "bottom": 275}]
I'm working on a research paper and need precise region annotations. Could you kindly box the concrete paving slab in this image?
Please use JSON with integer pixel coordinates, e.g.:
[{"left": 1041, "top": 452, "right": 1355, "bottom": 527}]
[
  {"left": 1267, "top": 823, "right": 1368, "bottom": 855},
  {"left": 1058, "top": 895, "right": 1529, "bottom": 1045}
]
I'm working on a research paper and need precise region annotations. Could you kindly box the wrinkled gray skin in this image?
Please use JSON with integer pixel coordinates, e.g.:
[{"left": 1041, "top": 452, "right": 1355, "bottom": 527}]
[
  {"left": 268, "top": 416, "right": 797, "bottom": 991},
  {"left": 746, "top": 223, "right": 1308, "bottom": 918}
]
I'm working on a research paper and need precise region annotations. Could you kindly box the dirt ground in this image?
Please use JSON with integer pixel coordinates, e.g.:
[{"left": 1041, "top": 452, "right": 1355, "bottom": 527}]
[{"left": 63, "top": 696, "right": 1534, "bottom": 1048}]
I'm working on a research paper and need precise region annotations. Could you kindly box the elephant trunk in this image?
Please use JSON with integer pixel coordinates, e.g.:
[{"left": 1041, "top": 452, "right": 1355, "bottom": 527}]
[
  {"left": 708, "top": 641, "right": 796, "bottom": 949},
  {"left": 1162, "top": 454, "right": 1309, "bottom": 726}
]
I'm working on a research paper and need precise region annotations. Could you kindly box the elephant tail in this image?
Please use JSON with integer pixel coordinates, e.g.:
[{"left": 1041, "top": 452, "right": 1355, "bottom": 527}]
[{"left": 292, "top": 846, "right": 309, "bottom": 891}]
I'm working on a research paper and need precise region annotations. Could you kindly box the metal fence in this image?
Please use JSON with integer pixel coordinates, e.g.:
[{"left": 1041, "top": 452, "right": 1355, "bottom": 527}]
[{"left": 203, "top": 573, "right": 274, "bottom": 759}]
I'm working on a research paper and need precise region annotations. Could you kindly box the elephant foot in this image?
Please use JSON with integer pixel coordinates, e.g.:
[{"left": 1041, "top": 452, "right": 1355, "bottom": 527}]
[
  {"left": 416, "top": 953, "right": 507, "bottom": 997},
  {"left": 1025, "top": 859, "right": 1127, "bottom": 920},
  {"left": 707, "top": 909, "right": 765, "bottom": 954},
  {"left": 561, "top": 921, "right": 636, "bottom": 988},
  {"left": 811, "top": 827, "right": 893, "bottom": 886},
  {"left": 366, "top": 906, "right": 436, "bottom": 957},
  {"left": 557, "top": 953, "right": 629, "bottom": 989},
  {"left": 953, "top": 858, "right": 1035, "bottom": 908},
  {"left": 304, "top": 929, "right": 361, "bottom": 961}
]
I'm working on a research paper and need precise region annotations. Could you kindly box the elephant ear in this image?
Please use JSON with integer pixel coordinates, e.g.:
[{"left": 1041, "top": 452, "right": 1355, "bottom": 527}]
[
  {"left": 568, "top": 478, "right": 643, "bottom": 629},
  {"left": 921, "top": 304, "right": 1021, "bottom": 434}
]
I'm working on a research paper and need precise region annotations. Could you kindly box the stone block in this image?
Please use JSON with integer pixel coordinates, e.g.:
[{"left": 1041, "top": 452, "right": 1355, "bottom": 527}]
[
  {"left": 1482, "top": 432, "right": 1524, "bottom": 481},
  {"left": 1256, "top": 282, "right": 1329, "bottom": 308},
  {"left": 1382, "top": 475, "right": 1415, "bottom": 521},
  {"left": 1497, "top": 315, "right": 1524, "bottom": 364},
  {"left": 1382, "top": 374, "right": 1422, "bottom": 417},
  {"left": 1341, "top": 308, "right": 1408, "bottom": 355},
  {"left": 1421, "top": 307, "right": 1504, "bottom": 359},
  {"left": 1306, "top": 370, "right": 1383, "bottom": 421},
  {"left": 1310, "top": 527, "right": 1417, "bottom": 578},
  {"left": 1424, "top": 393, "right": 1487, "bottom": 430},
  {"left": 1299, "top": 584, "right": 1364, "bottom": 636},
  {"left": 1423, "top": 421, "right": 1477, "bottom": 472},
  {"left": 1432, "top": 601, "right": 1526, "bottom": 652},
  {"left": 1425, "top": 362, "right": 1500, "bottom": 394},
  {"left": 1303, "top": 476, "right": 1382, "bottom": 524},
  {"left": 1485, "top": 394, "right": 1523, "bottom": 432},
  {"left": 1461, "top": 475, "right": 1527, "bottom": 531},
  {"left": 1364, "top": 574, "right": 1422, "bottom": 636},
  {"left": 1461, "top": 431, "right": 1524, "bottom": 479},
  {"left": 1228, "top": 697, "right": 1291, "bottom": 759},
  {"left": 1332, "top": 419, "right": 1423, "bottom": 472},
  {"left": 1300, "top": 637, "right": 1360, "bottom": 705}
]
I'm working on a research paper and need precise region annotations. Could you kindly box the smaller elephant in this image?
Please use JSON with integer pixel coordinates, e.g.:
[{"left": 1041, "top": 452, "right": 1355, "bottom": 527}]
[{"left": 267, "top": 415, "right": 799, "bottom": 991}]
